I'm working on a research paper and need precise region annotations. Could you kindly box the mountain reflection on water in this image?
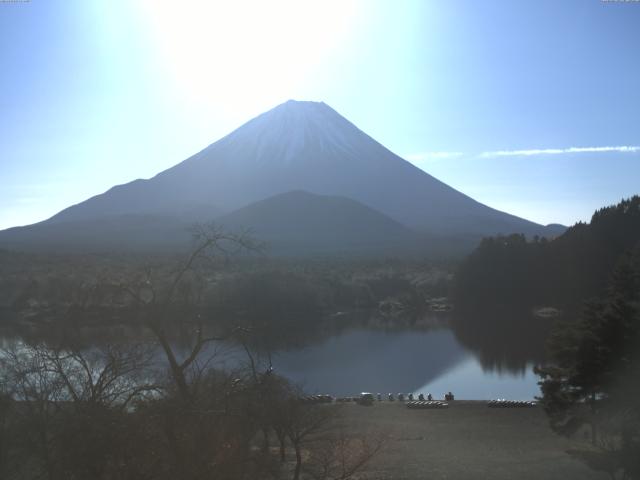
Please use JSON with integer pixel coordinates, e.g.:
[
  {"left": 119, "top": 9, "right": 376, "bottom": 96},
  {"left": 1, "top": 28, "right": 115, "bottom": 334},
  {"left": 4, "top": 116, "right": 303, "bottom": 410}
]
[
  {"left": 0, "top": 311, "right": 546, "bottom": 400},
  {"left": 269, "top": 328, "right": 540, "bottom": 399}
]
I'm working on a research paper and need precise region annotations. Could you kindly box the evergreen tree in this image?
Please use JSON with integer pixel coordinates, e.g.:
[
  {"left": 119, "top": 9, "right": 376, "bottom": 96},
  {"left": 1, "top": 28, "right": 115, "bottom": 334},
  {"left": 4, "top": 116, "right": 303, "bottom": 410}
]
[{"left": 535, "top": 248, "right": 640, "bottom": 479}]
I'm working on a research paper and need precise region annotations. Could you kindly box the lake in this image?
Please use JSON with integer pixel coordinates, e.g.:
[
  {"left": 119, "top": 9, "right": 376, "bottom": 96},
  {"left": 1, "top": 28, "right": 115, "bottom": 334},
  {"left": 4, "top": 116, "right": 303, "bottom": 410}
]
[
  {"left": 211, "top": 326, "right": 541, "bottom": 400},
  {"left": 0, "top": 317, "right": 542, "bottom": 400}
]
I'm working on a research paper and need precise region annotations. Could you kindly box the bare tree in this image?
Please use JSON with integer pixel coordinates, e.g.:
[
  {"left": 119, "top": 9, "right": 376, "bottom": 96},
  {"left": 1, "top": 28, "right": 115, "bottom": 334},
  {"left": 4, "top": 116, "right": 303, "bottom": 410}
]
[
  {"left": 42, "top": 343, "right": 157, "bottom": 409},
  {"left": 1, "top": 344, "right": 67, "bottom": 480},
  {"left": 282, "top": 401, "right": 339, "bottom": 480},
  {"left": 0, "top": 340, "right": 158, "bottom": 480},
  {"left": 0, "top": 391, "right": 15, "bottom": 480},
  {"left": 306, "top": 428, "right": 385, "bottom": 480},
  {"left": 115, "top": 223, "right": 262, "bottom": 403}
]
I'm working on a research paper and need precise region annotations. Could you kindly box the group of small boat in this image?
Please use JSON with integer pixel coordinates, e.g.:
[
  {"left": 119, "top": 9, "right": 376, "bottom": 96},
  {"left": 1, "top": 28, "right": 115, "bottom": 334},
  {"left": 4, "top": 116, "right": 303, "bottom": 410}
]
[
  {"left": 299, "top": 395, "right": 536, "bottom": 408},
  {"left": 406, "top": 400, "right": 449, "bottom": 409},
  {"left": 318, "top": 392, "right": 448, "bottom": 405},
  {"left": 360, "top": 393, "right": 442, "bottom": 403},
  {"left": 487, "top": 399, "right": 537, "bottom": 408}
]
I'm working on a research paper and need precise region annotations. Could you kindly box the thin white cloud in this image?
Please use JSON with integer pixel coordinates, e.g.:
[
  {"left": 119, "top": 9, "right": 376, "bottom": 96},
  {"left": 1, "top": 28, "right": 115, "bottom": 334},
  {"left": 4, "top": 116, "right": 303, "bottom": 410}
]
[
  {"left": 479, "top": 145, "right": 640, "bottom": 158},
  {"left": 405, "top": 145, "right": 640, "bottom": 164},
  {"left": 405, "top": 151, "right": 464, "bottom": 162}
]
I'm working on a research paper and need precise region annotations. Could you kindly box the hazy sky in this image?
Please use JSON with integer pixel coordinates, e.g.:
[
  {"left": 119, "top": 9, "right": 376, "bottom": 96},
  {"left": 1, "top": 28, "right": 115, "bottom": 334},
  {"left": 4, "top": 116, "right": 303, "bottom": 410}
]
[{"left": 1, "top": 0, "right": 639, "bottom": 229}]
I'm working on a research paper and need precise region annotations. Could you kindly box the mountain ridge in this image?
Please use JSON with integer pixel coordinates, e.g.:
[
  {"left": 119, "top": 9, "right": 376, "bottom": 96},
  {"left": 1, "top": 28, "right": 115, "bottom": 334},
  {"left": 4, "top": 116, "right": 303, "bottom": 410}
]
[
  {"left": 215, "top": 190, "right": 425, "bottom": 256},
  {"left": 0, "top": 99, "right": 563, "bottom": 254},
  {"left": 0, "top": 190, "right": 427, "bottom": 256}
]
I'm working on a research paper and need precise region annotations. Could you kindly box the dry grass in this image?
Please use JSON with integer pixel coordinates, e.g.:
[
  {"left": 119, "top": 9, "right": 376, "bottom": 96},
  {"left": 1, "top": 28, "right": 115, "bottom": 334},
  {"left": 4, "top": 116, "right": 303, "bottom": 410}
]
[{"left": 337, "top": 401, "right": 607, "bottom": 480}]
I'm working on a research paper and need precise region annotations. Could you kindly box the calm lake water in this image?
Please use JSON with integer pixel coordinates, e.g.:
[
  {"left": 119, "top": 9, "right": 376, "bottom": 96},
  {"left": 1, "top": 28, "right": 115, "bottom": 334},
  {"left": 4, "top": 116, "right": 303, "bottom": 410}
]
[
  {"left": 0, "top": 321, "right": 541, "bottom": 400},
  {"left": 212, "top": 327, "right": 541, "bottom": 400}
]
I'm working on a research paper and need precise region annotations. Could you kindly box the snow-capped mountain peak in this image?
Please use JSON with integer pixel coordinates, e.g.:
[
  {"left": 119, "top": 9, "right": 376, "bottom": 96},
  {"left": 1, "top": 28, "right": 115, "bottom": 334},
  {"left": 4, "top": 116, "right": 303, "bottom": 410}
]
[{"left": 211, "top": 99, "right": 365, "bottom": 165}]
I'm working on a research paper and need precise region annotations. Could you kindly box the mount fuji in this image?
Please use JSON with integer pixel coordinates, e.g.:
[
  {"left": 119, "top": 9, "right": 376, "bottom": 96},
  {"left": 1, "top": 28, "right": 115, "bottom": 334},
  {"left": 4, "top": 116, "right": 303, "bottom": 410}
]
[{"left": 0, "top": 100, "right": 561, "bottom": 255}]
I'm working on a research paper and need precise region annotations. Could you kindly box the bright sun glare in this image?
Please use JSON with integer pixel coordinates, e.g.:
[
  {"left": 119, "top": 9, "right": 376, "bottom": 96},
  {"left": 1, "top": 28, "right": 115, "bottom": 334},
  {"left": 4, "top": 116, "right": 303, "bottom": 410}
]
[{"left": 137, "top": 0, "right": 360, "bottom": 113}]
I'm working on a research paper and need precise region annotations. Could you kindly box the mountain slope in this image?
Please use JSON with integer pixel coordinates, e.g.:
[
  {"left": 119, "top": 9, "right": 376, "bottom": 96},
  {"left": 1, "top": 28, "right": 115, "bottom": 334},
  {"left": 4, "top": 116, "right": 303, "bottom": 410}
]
[
  {"left": 43, "top": 100, "right": 548, "bottom": 236},
  {"left": 0, "top": 214, "right": 193, "bottom": 253},
  {"left": 216, "top": 190, "right": 424, "bottom": 255},
  {"left": 0, "top": 191, "right": 425, "bottom": 256},
  {"left": 0, "top": 99, "right": 560, "bottom": 254}
]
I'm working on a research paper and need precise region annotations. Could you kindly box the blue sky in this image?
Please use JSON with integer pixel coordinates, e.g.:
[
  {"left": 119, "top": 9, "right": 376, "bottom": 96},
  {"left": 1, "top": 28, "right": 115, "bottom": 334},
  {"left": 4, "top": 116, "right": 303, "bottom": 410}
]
[{"left": 1, "top": 0, "right": 639, "bottom": 229}]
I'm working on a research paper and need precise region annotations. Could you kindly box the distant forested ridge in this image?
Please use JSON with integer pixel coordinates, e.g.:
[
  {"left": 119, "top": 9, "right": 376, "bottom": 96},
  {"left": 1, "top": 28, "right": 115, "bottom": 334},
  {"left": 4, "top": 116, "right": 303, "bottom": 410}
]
[
  {"left": 454, "top": 196, "right": 640, "bottom": 313},
  {"left": 449, "top": 196, "right": 640, "bottom": 370}
]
